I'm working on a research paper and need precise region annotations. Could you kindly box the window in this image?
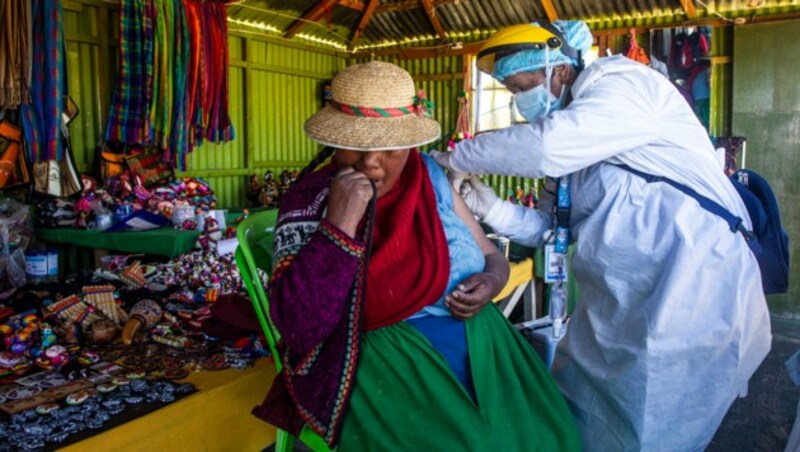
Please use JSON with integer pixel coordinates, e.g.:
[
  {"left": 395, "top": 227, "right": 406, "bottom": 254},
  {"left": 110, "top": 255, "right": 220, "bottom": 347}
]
[{"left": 470, "top": 63, "right": 524, "bottom": 134}]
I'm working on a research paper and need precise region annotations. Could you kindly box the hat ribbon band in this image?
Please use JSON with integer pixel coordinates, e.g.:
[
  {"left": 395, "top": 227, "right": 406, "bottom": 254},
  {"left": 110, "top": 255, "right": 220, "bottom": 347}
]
[{"left": 330, "top": 99, "right": 416, "bottom": 118}]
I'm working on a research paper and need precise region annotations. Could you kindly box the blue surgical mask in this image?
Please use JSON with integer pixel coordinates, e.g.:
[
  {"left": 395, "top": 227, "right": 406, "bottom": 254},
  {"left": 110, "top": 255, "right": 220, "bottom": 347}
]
[{"left": 514, "top": 84, "right": 559, "bottom": 122}]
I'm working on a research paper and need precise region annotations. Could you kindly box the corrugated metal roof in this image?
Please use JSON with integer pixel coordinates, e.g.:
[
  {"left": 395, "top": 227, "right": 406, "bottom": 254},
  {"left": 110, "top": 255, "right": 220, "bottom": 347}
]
[{"left": 227, "top": 0, "right": 800, "bottom": 50}]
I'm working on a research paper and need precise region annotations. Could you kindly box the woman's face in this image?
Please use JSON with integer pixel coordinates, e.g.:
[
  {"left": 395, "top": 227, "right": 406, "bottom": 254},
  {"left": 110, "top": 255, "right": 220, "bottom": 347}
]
[{"left": 334, "top": 149, "right": 410, "bottom": 197}]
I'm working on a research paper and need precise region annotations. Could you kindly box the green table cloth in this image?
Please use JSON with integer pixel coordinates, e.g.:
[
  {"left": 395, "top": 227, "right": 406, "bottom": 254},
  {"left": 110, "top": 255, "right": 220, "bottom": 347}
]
[{"left": 36, "top": 227, "right": 201, "bottom": 258}]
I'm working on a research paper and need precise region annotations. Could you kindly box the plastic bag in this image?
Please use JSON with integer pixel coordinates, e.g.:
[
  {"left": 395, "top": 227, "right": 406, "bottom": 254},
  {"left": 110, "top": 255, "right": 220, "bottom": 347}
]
[{"left": 0, "top": 198, "right": 33, "bottom": 295}]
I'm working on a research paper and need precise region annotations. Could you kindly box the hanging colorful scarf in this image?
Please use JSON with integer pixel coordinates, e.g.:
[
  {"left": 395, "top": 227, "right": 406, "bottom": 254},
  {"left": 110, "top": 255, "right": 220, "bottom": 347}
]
[
  {"left": 20, "top": 0, "right": 65, "bottom": 162},
  {"left": 183, "top": 0, "right": 202, "bottom": 157},
  {"left": 188, "top": 2, "right": 234, "bottom": 147},
  {"left": 0, "top": 0, "right": 31, "bottom": 108},
  {"left": 105, "top": 0, "right": 155, "bottom": 145},
  {"left": 149, "top": 0, "right": 172, "bottom": 150},
  {"left": 167, "top": 0, "right": 189, "bottom": 169},
  {"left": 363, "top": 150, "right": 451, "bottom": 331}
]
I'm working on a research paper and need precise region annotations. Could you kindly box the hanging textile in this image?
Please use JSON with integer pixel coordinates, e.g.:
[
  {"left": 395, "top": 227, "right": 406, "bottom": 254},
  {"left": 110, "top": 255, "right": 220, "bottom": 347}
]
[
  {"left": 105, "top": 0, "right": 234, "bottom": 171},
  {"left": 150, "top": 0, "right": 173, "bottom": 151},
  {"left": 168, "top": 0, "right": 189, "bottom": 169},
  {"left": 0, "top": 0, "right": 32, "bottom": 109},
  {"left": 105, "top": 0, "right": 155, "bottom": 145},
  {"left": 183, "top": 0, "right": 202, "bottom": 167},
  {"left": 201, "top": 3, "right": 234, "bottom": 142},
  {"left": 20, "top": 0, "right": 65, "bottom": 162}
]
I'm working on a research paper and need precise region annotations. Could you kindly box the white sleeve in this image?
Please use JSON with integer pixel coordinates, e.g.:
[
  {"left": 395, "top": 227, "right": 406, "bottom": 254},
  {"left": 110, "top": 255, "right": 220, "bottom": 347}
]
[
  {"left": 483, "top": 199, "right": 552, "bottom": 248},
  {"left": 451, "top": 73, "right": 662, "bottom": 178}
]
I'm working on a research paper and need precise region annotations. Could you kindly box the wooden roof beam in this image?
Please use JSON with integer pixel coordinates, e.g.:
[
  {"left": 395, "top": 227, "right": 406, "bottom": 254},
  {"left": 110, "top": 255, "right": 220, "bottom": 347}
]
[
  {"left": 359, "top": 41, "right": 484, "bottom": 59},
  {"left": 376, "top": 0, "right": 460, "bottom": 15},
  {"left": 680, "top": 0, "right": 698, "bottom": 19},
  {"left": 339, "top": 0, "right": 365, "bottom": 12},
  {"left": 420, "top": 0, "right": 448, "bottom": 41},
  {"left": 283, "top": 0, "right": 342, "bottom": 39},
  {"left": 350, "top": 0, "right": 379, "bottom": 50},
  {"left": 541, "top": 0, "right": 559, "bottom": 22}
]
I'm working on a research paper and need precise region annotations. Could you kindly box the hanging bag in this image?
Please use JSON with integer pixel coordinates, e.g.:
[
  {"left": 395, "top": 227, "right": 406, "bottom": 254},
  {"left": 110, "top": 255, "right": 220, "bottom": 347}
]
[
  {"left": 0, "top": 120, "right": 27, "bottom": 189},
  {"left": 31, "top": 96, "right": 83, "bottom": 198},
  {"left": 124, "top": 145, "right": 174, "bottom": 187},
  {"left": 96, "top": 142, "right": 128, "bottom": 181},
  {"left": 626, "top": 29, "right": 651, "bottom": 65},
  {"left": 616, "top": 164, "right": 790, "bottom": 295}
]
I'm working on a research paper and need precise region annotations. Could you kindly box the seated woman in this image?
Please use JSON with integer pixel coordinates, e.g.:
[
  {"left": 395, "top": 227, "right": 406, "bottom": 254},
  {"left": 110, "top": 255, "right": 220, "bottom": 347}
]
[{"left": 253, "top": 61, "right": 579, "bottom": 451}]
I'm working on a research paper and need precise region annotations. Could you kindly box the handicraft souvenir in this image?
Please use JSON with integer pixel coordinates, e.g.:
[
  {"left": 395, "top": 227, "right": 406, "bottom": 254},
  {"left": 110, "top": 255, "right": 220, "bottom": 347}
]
[{"left": 121, "top": 299, "right": 163, "bottom": 345}]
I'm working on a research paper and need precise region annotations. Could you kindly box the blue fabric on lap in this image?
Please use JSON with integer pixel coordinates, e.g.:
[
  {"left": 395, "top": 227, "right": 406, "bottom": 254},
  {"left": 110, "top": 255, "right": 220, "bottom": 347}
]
[{"left": 406, "top": 315, "right": 476, "bottom": 402}]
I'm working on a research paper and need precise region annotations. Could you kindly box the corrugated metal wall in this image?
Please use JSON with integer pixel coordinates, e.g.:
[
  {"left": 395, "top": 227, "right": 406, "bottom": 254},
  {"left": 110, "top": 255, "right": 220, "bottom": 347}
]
[
  {"left": 63, "top": 0, "right": 531, "bottom": 205},
  {"left": 62, "top": 0, "right": 344, "bottom": 208}
]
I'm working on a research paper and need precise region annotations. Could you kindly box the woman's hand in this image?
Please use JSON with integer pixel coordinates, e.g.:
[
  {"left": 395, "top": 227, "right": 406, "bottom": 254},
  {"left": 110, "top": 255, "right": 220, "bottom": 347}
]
[
  {"left": 325, "top": 167, "right": 374, "bottom": 238},
  {"left": 446, "top": 272, "right": 504, "bottom": 320}
]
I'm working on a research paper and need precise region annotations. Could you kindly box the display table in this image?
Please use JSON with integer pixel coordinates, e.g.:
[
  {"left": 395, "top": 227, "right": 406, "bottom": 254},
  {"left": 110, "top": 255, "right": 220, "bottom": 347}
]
[
  {"left": 63, "top": 358, "right": 278, "bottom": 451},
  {"left": 37, "top": 227, "right": 201, "bottom": 258}
]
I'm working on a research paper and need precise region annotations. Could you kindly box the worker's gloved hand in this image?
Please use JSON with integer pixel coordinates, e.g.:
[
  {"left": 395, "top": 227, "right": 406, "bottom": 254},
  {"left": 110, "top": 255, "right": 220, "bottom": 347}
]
[{"left": 460, "top": 175, "right": 500, "bottom": 220}]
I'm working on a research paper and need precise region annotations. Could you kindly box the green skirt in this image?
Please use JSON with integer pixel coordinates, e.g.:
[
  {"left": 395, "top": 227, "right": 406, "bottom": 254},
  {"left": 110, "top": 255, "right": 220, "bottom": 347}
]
[{"left": 339, "top": 305, "right": 581, "bottom": 451}]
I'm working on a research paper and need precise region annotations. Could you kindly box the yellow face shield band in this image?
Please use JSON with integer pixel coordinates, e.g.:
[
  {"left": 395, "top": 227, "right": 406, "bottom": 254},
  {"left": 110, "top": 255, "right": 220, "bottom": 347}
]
[{"left": 476, "top": 23, "right": 579, "bottom": 75}]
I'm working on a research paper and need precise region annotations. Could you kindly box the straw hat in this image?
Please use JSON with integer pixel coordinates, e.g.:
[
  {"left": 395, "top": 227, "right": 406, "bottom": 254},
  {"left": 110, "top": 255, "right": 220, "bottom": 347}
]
[{"left": 304, "top": 61, "right": 441, "bottom": 151}]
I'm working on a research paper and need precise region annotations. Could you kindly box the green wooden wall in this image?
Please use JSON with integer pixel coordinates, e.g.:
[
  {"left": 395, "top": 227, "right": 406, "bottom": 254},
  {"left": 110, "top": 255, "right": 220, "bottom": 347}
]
[
  {"left": 732, "top": 21, "right": 800, "bottom": 314},
  {"left": 63, "top": 0, "right": 345, "bottom": 208},
  {"left": 63, "top": 1, "right": 524, "bottom": 208}
]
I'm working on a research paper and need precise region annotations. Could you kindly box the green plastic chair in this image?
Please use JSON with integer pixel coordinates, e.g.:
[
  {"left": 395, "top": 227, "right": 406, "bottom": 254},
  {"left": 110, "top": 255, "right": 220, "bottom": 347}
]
[{"left": 235, "top": 209, "right": 333, "bottom": 452}]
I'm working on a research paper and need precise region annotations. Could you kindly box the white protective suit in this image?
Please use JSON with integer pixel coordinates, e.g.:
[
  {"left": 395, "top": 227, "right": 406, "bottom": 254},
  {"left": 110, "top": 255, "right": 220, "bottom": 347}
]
[{"left": 450, "top": 55, "right": 772, "bottom": 451}]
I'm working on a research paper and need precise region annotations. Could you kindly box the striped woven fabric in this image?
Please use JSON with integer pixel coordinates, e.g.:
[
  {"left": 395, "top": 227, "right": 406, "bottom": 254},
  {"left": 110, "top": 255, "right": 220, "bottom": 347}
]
[
  {"left": 104, "top": 0, "right": 234, "bottom": 171},
  {"left": 329, "top": 99, "right": 416, "bottom": 118},
  {"left": 105, "top": 0, "right": 155, "bottom": 145},
  {"left": 167, "top": 0, "right": 189, "bottom": 170},
  {"left": 20, "top": 0, "right": 66, "bottom": 162}
]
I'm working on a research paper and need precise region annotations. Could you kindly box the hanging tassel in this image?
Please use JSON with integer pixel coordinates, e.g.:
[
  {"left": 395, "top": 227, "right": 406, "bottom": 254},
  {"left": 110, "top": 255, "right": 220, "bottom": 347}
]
[{"left": 413, "top": 90, "right": 435, "bottom": 118}]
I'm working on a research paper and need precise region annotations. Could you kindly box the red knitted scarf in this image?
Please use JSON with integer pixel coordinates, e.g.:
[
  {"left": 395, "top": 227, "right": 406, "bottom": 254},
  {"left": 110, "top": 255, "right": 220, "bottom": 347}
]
[{"left": 363, "top": 150, "right": 450, "bottom": 331}]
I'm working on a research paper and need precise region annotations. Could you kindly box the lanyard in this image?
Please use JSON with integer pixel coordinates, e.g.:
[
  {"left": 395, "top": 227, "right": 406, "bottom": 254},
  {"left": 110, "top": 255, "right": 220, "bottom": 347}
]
[
  {"left": 553, "top": 175, "right": 571, "bottom": 255},
  {"left": 546, "top": 175, "right": 571, "bottom": 337}
]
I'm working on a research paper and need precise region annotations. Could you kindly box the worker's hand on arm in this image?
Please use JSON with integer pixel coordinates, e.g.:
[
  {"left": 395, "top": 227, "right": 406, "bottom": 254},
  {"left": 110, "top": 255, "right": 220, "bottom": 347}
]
[
  {"left": 446, "top": 252, "right": 507, "bottom": 320},
  {"left": 460, "top": 175, "right": 501, "bottom": 220},
  {"left": 325, "top": 167, "right": 374, "bottom": 238}
]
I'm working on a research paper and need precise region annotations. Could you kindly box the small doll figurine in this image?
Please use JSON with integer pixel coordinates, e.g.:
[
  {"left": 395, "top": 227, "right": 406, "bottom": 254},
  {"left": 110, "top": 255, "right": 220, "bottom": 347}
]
[
  {"left": 506, "top": 189, "right": 517, "bottom": 204},
  {"left": 261, "top": 172, "right": 278, "bottom": 207},
  {"left": 185, "top": 178, "right": 200, "bottom": 197},
  {"left": 523, "top": 188, "right": 538, "bottom": 209},
  {"left": 205, "top": 216, "right": 222, "bottom": 241},
  {"left": 263, "top": 170, "right": 274, "bottom": 187},
  {"left": 516, "top": 186, "right": 525, "bottom": 204},
  {"left": 257, "top": 186, "right": 272, "bottom": 207},
  {"left": 247, "top": 174, "right": 261, "bottom": 205},
  {"left": 75, "top": 196, "right": 93, "bottom": 229}
]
